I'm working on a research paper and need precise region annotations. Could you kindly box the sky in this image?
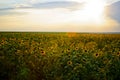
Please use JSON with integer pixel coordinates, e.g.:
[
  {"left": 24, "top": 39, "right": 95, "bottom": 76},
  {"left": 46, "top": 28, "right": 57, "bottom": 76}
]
[{"left": 0, "top": 0, "right": 120, "bottom": 32}]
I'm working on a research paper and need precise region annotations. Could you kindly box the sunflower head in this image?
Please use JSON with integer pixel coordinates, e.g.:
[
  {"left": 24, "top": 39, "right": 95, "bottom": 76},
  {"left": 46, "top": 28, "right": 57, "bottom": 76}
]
[
  {"left": 117, "top": 52, "right": 120, "bottom": 56},
  {"left": 67, "top": 49, "right": 70, "bottom": 52},
  {"left": 41, "top": 50, "right": 46, "bottom": 56},
  {"left": 75, "top": 47, "right": 79, "bottom": 51},
  {"left": 67, "top": 61, "right": 72, "bottom": 65},
  {"left": 94, "top": 53, "right": 99, "bottom": 58}
]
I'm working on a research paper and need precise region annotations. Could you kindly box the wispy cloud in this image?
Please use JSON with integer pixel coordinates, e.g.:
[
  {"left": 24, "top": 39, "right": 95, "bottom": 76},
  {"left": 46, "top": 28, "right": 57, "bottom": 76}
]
[
  {"left": 0, "top": 1, "right": 84, "bottom": 16},
  {"left": 0, "top": 0, "right": 120, "bottom": 11},
  {"left": 106, "top": 0, "right": 120, "bottom": 5},
  {"left": 0, "top": 1, "right": 83, "bottom": 10},
  {"left": 32, "top": 1, "right": 82, "bottom": 9}
]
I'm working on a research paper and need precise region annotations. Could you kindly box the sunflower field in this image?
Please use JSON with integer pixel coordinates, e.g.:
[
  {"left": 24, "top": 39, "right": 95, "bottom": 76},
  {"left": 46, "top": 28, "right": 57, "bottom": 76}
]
[{"left": 0, "top": 32, "right": 120, "bottom": 80}]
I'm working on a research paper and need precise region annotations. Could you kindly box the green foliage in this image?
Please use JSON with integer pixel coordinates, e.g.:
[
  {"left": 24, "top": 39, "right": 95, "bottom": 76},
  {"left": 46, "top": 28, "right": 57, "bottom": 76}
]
[{"left": 0, "top": 32, "right": 120, "bottom": 80}]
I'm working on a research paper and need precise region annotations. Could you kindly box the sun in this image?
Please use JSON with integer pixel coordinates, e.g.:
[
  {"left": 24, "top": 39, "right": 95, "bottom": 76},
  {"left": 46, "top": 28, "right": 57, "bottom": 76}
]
[
  {"left": 85, "top": 0, "right": 106, "bottom": 24},
  {"left": 72, "top": 0, "right": 106, "bottom": 25}
]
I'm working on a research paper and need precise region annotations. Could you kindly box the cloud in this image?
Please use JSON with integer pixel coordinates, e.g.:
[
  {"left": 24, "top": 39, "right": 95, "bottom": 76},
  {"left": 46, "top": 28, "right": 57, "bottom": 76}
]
[
  {"left": 32, "top": 1, "right": 83, "bottom": 10},
  {"left": 0, "top": 8, "right": 14, "bottom": 11},
  {"left": 107, "top": 1, "right": 120, "bottom": 22},
  {"left": 0, "top": 7, "right": 28, "bottom": 16},
  {"left": 17, "top": 1, "right": 83, "bottom": 10},
  {"left": 106, "top": 0, "right": 120, "bottom": 5},
  {"left": 0, "top": 1, "right": 83, "bottom": 16},
  {"left": 0, "top": 1, "right": 83, "bottom": 10},
  {"left": 0, "top": 0, "right": 120, "bottom": 11}
]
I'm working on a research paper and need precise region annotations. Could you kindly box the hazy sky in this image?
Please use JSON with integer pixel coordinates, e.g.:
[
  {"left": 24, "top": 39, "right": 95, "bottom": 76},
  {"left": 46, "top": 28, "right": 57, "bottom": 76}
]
[{"left": 0, "top": 0, "right": 120, "bottom": 32}]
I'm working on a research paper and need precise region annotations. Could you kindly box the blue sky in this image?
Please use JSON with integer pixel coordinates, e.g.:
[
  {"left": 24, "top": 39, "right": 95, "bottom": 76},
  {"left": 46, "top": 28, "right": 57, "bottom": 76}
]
[{"left": 0, "top": 0, "right": 120, "bottom": 32}]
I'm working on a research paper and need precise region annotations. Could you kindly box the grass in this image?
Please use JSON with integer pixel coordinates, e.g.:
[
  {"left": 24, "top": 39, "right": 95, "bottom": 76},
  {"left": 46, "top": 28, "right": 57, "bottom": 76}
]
[{"left": 0, "top": 32, "right": 120, "bottom": 80}]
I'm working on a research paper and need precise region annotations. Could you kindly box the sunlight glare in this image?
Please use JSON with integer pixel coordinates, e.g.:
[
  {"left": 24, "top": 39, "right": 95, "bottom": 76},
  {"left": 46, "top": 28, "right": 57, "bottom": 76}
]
[
  {"left": 15, "top": 0, "right": 107, "bottom": 27},
  {"left": 72, "top": 0, "right": 106, "bottom": 25}
]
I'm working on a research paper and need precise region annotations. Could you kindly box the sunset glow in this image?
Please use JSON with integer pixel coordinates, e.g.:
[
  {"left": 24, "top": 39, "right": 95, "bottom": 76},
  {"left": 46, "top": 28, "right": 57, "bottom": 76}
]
[{"left": 0, "top": 0, "right": 120, "bottom": 32}]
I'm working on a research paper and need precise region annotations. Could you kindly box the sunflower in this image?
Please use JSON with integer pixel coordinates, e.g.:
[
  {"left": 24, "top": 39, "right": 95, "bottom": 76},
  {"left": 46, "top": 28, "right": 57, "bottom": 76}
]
[
  {"left": 75, "top": 47, "right": 79, "bottom": 51},
  {"left": 94, "top": 53, "right": 99, "bottom": 58},
  {"left": 82, "top": 58, "right": 86, "bottom": 63},
  {"left": 117, "top": 52, "right": 120, "bottom": 56},
  {"left": 41, "top": 50, "right": 46, "bottom": 56},
  {"left": 67, "top": 61, "right": 72, "bottom": 65},
  {"left": 84, "top": 50, "right": 87, "bottom": 52},
  {"left": 1, "top": 40, "right": 7, "bottom": 45},
  {"left": 67, "top": 49, "right": 70, "bottom": 52},
  {"left": 67, "top": 49, "right": 71, "bottom": 54},
  {"left": 83, "top": 47, "right": 87, "bottom": 52},
  {"left": 61, "top": 50, "right": 64, "bottom": 53}
]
